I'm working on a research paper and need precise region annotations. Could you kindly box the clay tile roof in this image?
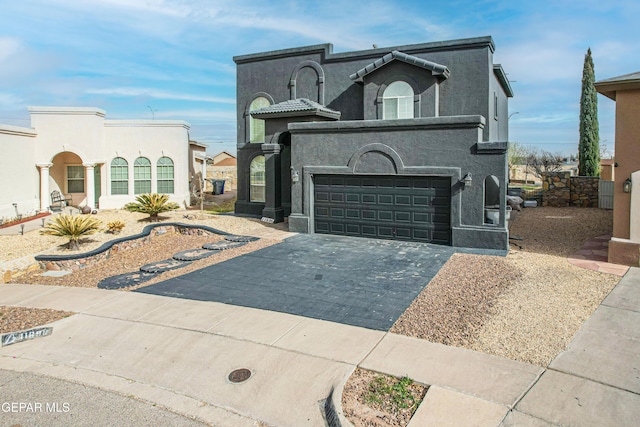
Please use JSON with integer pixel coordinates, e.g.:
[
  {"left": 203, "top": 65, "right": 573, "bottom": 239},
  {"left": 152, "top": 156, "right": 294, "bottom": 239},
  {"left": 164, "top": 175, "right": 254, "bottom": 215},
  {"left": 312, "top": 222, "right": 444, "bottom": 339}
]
[
  {"left": 350, "top": 50, "right": 450, "bottom": 82},
  {"left": 250, "top": 98, "right": 341, "bottom": 120}
]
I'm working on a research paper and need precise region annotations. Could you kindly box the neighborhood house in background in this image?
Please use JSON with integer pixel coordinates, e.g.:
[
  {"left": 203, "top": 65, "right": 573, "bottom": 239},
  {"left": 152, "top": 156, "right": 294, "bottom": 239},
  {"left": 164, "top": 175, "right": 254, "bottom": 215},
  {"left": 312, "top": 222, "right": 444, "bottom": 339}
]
[
  {"left": 234, "top": 36, "right": 513, "bottom": 250},
  {"left": 0, "top": 107, "right": 207, "bottom": 221},
  {"left": 595, "top": 72, "right": 640, "bottom": 266}
]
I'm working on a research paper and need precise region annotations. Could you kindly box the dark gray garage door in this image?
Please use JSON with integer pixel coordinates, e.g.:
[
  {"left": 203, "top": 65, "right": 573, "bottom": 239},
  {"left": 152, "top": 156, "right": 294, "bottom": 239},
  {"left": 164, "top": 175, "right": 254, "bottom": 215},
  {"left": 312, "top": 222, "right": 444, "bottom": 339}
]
[{"left": 314, "top": 175, "right": 451, "bottom": 244}]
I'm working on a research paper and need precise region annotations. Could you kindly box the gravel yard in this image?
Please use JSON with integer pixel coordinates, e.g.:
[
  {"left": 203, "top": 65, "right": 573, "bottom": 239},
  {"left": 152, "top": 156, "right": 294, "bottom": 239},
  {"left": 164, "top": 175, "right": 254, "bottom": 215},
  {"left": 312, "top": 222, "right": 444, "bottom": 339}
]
[{"left": 391, "top": 206, "right": 619, "bottom": 367}]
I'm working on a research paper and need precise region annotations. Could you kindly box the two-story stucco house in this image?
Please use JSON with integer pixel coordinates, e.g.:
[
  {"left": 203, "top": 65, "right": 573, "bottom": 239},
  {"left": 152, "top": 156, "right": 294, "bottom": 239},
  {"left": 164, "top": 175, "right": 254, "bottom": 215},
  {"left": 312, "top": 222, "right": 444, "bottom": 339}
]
[{"left": 233, "top": 36, "right": 513, "bottom": 250}]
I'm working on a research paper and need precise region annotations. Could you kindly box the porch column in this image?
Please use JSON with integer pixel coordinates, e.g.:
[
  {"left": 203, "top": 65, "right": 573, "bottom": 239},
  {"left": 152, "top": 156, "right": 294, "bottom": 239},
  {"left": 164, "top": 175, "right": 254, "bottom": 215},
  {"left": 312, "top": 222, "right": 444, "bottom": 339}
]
[
  {"left": 84, "top": 163, "right": 96, "bottom": 210},
  {"left": 261, "top": 143, "right": 284, "bottom": 223},
  {"left": 37, "top": 163, "right": 53, "bottom": 212}
]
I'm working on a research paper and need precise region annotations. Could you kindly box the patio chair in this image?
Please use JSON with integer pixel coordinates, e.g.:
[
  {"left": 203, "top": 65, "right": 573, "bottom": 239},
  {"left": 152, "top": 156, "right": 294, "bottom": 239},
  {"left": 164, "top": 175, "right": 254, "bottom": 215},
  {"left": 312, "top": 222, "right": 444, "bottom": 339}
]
[{"left": 50, "top": 190, "right": 72, "bottom": 211}]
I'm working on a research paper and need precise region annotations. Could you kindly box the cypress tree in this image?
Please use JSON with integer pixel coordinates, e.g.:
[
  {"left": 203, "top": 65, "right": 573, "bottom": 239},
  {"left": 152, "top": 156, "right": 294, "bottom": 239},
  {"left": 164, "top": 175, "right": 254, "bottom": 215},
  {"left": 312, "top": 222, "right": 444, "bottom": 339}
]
[{"left": 578, "top": 48, "right": 600, "bottom": 176}]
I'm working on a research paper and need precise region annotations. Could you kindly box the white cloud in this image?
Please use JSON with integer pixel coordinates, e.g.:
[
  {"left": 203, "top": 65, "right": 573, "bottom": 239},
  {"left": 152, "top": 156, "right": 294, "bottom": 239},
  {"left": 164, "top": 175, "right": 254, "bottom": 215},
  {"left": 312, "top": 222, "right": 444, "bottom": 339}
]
[{"left": 0, "top": 37, "right": 22, "bottom": 61}]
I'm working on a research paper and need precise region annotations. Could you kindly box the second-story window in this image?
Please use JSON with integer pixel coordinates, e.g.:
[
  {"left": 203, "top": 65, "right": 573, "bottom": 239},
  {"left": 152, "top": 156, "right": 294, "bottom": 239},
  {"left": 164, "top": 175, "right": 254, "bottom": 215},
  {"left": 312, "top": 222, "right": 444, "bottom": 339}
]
[
  {"left": 383, "top": 81, "right": 414, "bottom": 120},
  {"left": 250, "top": 97, "right": 270, "bottom": 142}
]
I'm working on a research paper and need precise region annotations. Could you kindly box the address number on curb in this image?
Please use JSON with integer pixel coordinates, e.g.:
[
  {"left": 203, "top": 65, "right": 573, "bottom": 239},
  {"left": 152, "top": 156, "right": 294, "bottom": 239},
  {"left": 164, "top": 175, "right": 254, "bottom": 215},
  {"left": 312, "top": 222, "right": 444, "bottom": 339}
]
[{"left": 1, "top": 327, "right": 53, "bottom": 347}]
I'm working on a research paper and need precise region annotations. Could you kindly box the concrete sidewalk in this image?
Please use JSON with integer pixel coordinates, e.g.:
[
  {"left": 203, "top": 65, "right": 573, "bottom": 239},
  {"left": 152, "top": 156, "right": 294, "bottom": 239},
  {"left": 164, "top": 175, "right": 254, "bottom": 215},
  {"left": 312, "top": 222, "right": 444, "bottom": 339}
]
[{"left": 1, "top": 268, "right": 639, "bottom": 426}]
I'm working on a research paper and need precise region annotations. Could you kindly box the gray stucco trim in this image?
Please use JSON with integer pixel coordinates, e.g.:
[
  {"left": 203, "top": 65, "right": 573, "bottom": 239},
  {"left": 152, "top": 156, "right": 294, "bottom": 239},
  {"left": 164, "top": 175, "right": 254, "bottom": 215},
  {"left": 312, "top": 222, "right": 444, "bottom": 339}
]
[
  {"left": 350, "top": 50, "right": 450, "bottom": 82},
  {"left": 477, "top": 141, "right": 508, "bottom": 153},
  {"left": 493, "top": 65, "right": 514, "bottom": 98},
  {"left": 233, "top": 36, "right": 495, "bottom": 64},
  {"left": 288, "top": 115, "right": 486, "bottom": 133},
  {"left": 289, "top": 60, "right": 325, "bottom": 104}
]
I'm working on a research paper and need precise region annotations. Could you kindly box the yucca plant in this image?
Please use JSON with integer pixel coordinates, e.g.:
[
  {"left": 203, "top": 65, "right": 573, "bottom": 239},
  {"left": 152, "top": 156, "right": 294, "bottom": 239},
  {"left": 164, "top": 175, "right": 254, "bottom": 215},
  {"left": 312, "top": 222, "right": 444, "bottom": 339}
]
[
  {"left": 41, "top": 214, "right": 103, "bottom": 250},
  {"left": 106, "top": 220, "right": 126, "bottom": 234},
  {"left": 124, "top": 193, "right": 179, "bottom": 219}
]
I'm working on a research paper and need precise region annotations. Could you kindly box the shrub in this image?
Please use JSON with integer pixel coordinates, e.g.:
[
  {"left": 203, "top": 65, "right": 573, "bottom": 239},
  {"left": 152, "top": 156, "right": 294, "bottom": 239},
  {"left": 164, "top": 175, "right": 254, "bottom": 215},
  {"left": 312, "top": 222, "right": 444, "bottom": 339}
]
[
  {"left": 106, "top": 220, "right": 126, "bottom": 234},
  {"left": 124, "top": 193, "right": 179, "bottom": 219},
  {"left": 41, "top": 214, "right": 102, "bottom": 250}
]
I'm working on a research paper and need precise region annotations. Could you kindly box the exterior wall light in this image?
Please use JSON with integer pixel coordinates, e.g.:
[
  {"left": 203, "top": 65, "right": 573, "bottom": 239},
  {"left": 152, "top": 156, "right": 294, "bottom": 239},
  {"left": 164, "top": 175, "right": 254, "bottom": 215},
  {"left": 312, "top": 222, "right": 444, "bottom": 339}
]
[
  {"left": 463, "top": 173, "right": 473, "bottom": 187},
  {"left": 290, "top": 167, "right": 300, "bottom": 183},
  {"left": 623, "top": 178, "right": 632, "bottom": 193}
]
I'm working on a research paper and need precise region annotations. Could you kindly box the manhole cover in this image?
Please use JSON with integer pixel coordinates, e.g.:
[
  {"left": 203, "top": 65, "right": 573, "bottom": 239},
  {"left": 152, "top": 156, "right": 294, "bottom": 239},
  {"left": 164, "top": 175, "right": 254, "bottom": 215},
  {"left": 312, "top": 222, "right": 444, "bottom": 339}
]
[{"left": 228, "top": 368, "right": 252, "bottom": 383}]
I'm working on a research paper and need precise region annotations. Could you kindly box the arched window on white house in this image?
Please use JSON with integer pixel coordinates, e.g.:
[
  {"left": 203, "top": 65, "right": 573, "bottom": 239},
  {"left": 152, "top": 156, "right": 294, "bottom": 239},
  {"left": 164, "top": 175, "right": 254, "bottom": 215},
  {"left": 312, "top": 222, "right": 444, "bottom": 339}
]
[
  {"left": 250, "top": 97, "right": 270, "bottom": 143},
  {"left": 134, "top": 157, "right": 151, "bottom": 194},
  {"left": 110, "top": 157, "right": 128, "bottom": 195},
  {"left": 383, "top": 81, "right": 414, "bottom": 120},
  {"left": 250, "top": 155, "right": 266, "bottom": 202},
  {"left": 157, "top": 157, "right": 174, "bottom": 194}
]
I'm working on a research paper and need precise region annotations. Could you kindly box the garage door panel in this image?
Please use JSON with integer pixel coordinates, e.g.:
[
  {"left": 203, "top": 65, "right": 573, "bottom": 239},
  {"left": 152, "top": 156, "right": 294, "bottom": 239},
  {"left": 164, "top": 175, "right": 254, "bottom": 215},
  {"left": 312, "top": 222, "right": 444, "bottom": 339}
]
[
  {"left": 316, "top": 206, "right": 329, "bottom": 217},
  {"left": 314, "top": 175, "right": 451, "bottom": 244},
  {"left": 378, "top": 194, "right": 394, "bottom": 204},
  {"left": 346, "top": 193, "right": 360, "bottom": 203},
  {"left": 362, "top": 194, "right": 376, "bottom": 204},
  {"left": 362, "top": 210, "right": 376, "bottom": 220},
  {"left": 378, "top": 210, "right": 393, "bottom": 221},
  {"left": 395, "top": 211, "right": 411, "bottom": 222},
  {"left": 395, "top": 195, "right": 411, "bottom": 205},
  {"left": 330, "top": 192, "right": 344, "bottom": 202},
  {"left": 413, "top": 196, "right": 430, "bottom": 206}
]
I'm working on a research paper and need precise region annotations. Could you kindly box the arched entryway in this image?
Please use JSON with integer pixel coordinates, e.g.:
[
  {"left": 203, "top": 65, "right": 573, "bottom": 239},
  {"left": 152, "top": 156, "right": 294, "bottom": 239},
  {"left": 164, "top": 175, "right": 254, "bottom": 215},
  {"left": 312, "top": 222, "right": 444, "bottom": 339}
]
[{"left": 38, "top": 151, "right": 101, "bottom": 211}]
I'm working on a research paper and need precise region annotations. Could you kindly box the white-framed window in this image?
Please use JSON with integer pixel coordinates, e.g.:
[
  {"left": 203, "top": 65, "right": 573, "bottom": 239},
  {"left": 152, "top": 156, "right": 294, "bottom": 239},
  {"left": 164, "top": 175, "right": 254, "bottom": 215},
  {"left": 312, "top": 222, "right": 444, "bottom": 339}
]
[
  {"left": 66, "top": 165, "right": 85, "bottom": 193},
  {"left": 110, "top": 157, "right": 128, "bottom": 195},
  {"left": 383, "top": 81, "right": 414, "bottom": 120},
  {"left": 134, "top": 157, "right": 151, "bottom": 194},
  {"left": 250, "top": 97, "right": 270, "bottom": 143},
  {"left": 250, "top": 155, "right": 266, "bottom": 202},
  {"left": 157, "top": 156, "right": 174, "bottom": 194}
]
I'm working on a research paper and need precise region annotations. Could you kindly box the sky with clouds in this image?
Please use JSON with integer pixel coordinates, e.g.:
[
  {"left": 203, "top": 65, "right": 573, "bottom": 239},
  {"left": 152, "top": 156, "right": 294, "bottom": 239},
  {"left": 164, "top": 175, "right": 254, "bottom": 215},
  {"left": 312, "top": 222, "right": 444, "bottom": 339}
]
[{"left": 0, "top": 0, "right": 638, "bottom": 157}]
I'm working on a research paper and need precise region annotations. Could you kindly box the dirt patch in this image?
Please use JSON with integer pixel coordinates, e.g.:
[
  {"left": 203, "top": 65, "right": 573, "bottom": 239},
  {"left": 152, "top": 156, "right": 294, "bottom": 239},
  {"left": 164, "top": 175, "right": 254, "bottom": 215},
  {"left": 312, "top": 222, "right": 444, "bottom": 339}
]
[{"left": 341, "top": 368, "right": 427, "bottom": 427}]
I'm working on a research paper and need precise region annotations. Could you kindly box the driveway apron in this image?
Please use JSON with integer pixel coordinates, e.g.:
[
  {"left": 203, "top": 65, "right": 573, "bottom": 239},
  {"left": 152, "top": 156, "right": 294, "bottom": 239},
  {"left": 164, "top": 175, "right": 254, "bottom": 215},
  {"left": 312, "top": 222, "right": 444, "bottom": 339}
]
[{"left": 136, "top": 234, "right": 455, "bottom": 330}]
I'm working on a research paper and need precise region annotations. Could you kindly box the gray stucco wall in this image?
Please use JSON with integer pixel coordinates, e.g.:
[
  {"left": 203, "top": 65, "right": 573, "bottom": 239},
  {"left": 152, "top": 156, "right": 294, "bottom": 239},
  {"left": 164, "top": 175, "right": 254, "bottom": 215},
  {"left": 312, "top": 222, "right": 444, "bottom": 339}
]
[{"left": 288, "top": 116, "right": 509, "bottom": 250}]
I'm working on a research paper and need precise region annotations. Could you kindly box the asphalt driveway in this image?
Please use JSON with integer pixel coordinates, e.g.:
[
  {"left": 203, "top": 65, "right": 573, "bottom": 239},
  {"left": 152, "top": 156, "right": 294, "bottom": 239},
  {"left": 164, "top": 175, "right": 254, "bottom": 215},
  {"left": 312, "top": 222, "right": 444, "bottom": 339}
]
[{"left": 136, "top": 234, "right": 457, "bottom": 330}]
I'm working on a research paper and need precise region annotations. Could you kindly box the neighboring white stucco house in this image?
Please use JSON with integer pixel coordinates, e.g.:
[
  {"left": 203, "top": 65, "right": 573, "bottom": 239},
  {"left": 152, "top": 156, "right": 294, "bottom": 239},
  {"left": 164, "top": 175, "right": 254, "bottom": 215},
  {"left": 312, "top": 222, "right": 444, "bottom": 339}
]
[{"left": 0, "top": 106, "right": 197, "bottom": 221}]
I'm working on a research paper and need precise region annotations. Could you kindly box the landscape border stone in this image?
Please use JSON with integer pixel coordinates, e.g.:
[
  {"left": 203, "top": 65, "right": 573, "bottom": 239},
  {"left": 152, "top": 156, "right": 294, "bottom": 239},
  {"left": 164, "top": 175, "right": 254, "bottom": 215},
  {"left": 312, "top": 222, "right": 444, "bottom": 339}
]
[{"left": 34, "top": 222, "right": 229, "bottom": 271}]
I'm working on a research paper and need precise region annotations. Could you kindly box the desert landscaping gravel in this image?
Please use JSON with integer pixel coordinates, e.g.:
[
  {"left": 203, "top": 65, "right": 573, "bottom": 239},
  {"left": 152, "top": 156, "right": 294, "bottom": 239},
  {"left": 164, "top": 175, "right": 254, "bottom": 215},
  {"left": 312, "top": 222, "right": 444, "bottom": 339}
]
[{"left": 392, "top": 206, "right": 619, "bottom": 367}]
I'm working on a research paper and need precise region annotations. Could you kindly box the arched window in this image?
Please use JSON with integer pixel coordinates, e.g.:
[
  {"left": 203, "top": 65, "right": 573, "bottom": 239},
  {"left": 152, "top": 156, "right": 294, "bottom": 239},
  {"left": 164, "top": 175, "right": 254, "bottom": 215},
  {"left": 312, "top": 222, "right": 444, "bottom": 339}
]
[
  {"left": 110, "top": 157, "right": 128, "bottom": 195},
  {"left": 250, "top": 155, "right": 266, "bottom": 202},
  {"left": 157, "top": 157, "right": 174, "bottom": 194},
  {"left": 134, "top": 157, "right": 151, "bottom": 194},
  {"left": 383, "top": 81, "right": 414, "bottom": 120},
  {"left": 249, "top": 97, "right": 270, "bottom": 143}
]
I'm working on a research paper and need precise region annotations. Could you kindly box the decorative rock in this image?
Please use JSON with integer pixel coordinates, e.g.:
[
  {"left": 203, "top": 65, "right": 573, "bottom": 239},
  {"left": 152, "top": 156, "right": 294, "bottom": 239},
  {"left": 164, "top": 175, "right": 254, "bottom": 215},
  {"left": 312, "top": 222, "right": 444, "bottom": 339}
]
[
  {"left": 140, "top": 258, "right": 190, "bottom": 273},
  {"left": 173, "top": 248, "right": 216, "bottom": 261},
  {"left": 202, "top": 241, "right": 247, "bottom": 250},
  {"left": 223, "top": 234, "right": 260, "bottom": 243},
  {"left": 98, "top": 271, "right": 157, "bottom": 289}
]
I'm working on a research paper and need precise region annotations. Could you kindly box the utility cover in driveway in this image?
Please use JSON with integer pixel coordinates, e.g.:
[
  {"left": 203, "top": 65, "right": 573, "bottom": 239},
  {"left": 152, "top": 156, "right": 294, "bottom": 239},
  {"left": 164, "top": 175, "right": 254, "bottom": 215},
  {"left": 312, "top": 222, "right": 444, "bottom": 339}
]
[
  {"left": 135, "top": 234, "right": 455, "bottom": 331},
  {"left": 314, "top": 175, "right": 451, "bottom": 244}
]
